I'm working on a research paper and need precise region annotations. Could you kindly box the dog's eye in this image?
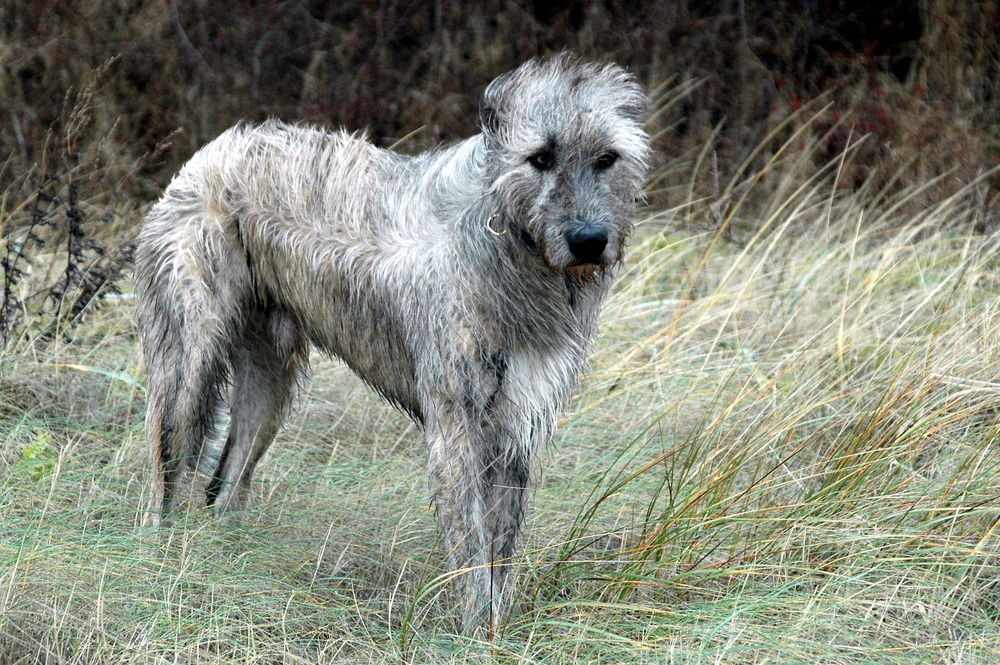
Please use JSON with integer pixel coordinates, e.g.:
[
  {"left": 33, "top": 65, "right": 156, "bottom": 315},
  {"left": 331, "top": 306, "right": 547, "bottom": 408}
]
[
  {"left": 593, "top": 151, "right": 619, "bottom": 171},
  {"left": 527, "top": 151, "right": 554, "bottom": 171}
]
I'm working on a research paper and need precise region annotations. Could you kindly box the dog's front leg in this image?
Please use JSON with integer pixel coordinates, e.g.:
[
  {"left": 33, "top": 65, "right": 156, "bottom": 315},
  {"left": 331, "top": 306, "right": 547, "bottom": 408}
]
[
  {"left": 484, "top": 444, "right": 529, "bottom": 604},
  {"left": 425, "top": 403, "right": 524, "bottom": 635}
]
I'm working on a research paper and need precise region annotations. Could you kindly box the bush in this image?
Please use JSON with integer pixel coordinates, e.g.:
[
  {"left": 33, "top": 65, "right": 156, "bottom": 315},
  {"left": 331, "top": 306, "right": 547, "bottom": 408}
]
[{"left": 0, "top": 61, "right": 148, "bottom": 344}]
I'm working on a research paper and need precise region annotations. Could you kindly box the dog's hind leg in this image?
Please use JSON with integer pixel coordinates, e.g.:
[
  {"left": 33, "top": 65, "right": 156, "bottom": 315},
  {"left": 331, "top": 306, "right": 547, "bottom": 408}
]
[{"left": 207, "top": 306, "right": 308, "bottom": 512}]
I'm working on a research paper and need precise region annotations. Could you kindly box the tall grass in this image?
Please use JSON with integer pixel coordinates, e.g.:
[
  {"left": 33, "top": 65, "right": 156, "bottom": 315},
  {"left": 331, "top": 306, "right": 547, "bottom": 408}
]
[
  {"left": 1, "top": 139, "right": 999, "bottom": 663},
  {"left": 509, "top": 156, "right": 1000, "bottom": 661}
]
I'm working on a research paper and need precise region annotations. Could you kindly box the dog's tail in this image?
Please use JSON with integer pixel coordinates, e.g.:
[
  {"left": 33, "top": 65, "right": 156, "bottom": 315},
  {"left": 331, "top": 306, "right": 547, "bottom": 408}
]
[{"left": 135, "top": 143, "right": 253, "bottom": 516}]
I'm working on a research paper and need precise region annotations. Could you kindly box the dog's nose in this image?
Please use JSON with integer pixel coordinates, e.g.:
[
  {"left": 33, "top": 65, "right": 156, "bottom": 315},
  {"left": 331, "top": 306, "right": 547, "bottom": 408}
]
[{"left": 566, "top": 225, "right": 608, "bottom": 264}]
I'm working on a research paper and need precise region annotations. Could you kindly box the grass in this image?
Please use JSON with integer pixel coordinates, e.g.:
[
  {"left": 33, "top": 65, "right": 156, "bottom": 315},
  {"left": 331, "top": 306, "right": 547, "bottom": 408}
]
[{"left": 1, "top": 152, "right": 1000, "bottom": 663}]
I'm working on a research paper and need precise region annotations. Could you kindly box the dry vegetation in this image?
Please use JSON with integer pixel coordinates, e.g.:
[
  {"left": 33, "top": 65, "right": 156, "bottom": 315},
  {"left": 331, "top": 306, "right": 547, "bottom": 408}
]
[
  {"left": 1, "top": 1, "right": 999, "bottom": 196},
  {"left": 1, "top": 1, "right": 999, "bottom": 663}
]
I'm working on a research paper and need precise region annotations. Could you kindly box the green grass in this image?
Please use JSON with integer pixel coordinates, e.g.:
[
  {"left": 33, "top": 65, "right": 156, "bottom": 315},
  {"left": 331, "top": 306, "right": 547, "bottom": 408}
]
[{"left": 2, "top": 164, "right": 1000, "bottom": 662}]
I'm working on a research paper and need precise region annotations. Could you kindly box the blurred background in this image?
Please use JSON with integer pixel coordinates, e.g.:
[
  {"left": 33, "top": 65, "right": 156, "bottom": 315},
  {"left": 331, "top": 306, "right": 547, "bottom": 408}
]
[{"left": 1, "top": 0, "right": 997, "bottom": 201}]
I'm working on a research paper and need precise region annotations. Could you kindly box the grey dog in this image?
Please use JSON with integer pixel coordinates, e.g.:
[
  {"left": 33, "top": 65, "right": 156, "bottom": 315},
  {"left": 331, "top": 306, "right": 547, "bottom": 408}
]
[{"left": 135, "top": 53, "right": 650, "bottom": 632}]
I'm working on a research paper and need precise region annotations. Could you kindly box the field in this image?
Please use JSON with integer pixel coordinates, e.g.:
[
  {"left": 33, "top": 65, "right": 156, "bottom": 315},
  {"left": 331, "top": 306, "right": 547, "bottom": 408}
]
[{"left": 2, "top": 136, "right": 1000, "bottom": 663}]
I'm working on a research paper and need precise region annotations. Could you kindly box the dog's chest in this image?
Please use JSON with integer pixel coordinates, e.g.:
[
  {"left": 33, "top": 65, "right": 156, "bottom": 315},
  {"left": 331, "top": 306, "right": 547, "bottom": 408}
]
[{"left": 504, "top": 344, "right": 581, "bottom": 411}]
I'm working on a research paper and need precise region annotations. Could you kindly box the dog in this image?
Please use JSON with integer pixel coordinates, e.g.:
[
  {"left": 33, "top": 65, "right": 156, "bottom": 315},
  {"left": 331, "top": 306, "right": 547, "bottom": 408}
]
[{"left": 134, "top": 53, "right": 650, "bottom": 632}]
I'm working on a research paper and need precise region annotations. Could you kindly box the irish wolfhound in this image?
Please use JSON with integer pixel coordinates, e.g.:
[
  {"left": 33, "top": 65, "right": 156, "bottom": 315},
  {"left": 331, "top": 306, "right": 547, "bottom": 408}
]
[{"left": 135, "top": 53, "right": 650, "bottom": 632}]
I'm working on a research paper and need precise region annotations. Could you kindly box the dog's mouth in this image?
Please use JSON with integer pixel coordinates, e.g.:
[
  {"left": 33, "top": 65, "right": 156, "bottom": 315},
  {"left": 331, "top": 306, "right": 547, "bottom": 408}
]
[
  {"left": 565, "top": 263, "right": 603, "bottom": 286},
  {"left": 517, "top": 227, "right": 539, "bottom": 254}
]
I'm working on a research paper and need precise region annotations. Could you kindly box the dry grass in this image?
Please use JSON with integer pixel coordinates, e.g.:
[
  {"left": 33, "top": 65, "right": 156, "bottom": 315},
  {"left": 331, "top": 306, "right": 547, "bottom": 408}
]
[{"left": 1, "top": 136, "right": 999, "bottom": 662}]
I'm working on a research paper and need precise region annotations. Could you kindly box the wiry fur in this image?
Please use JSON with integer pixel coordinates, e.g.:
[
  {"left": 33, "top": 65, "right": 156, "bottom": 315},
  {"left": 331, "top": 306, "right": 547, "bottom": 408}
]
[{"left": 135, "top": 54, "right": 650, "bottom": 633}]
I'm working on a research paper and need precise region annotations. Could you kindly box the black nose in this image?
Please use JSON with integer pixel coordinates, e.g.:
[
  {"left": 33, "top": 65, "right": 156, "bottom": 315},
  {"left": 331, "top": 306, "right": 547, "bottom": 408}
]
[{"left": 566, "top": 225, "right": 608, "bottom": 264}]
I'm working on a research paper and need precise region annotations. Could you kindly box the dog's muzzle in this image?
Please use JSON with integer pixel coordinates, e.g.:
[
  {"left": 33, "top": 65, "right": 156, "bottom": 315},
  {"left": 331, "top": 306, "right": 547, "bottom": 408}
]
[{"left": 566, "top": 223, "right": 608, "bottom": 265}]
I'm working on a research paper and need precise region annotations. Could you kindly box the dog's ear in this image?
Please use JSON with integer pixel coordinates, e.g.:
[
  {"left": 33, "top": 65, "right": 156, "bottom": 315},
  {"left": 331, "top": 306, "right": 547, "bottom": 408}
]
[
  {"left": 604, "top": 65, "right": 649, "bottom": 124},
  {"left": 618, "top": 84, "right": 649, "bottom": 124},
  {"left": 480, "top": 70, "right": 516, "bottom": 138},
  {"left": 479, "top": 101, "right": 500, "bottom": 138}
]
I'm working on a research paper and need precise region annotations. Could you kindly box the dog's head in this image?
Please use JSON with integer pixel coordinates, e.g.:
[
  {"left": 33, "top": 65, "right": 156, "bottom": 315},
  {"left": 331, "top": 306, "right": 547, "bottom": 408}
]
[{"left": 480, "top": 53, "right": 650, "bottom": 277}]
